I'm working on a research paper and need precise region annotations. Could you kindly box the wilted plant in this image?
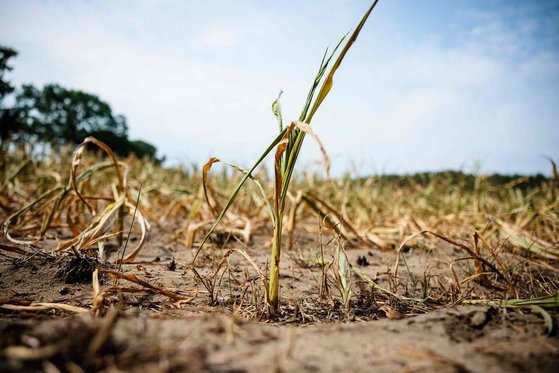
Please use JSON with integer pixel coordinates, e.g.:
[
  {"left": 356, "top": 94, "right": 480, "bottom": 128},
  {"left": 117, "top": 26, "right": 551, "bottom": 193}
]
[
  {"left": 3, "top": 136, "right": 150, "bottom": 263},
  {"left": 193, "top": 1, "right": 380, "bottom": 313}
]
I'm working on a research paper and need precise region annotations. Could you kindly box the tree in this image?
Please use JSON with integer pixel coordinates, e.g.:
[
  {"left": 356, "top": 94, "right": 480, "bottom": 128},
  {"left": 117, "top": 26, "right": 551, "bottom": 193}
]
[
  {"left": 0, "top": 46, "right": 20, "bottom": 143},
  {"left": 0, "top": 46, "right": 17, "bottom": 101},
  {"left": 129, "top": 140, "right": 158, "bottom": 160},
  {"left": 15, "top": 84, "right": 128, "bottom": 146}
]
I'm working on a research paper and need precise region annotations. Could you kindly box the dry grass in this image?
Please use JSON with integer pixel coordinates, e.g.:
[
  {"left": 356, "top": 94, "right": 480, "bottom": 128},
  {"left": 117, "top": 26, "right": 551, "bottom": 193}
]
[
  {"left": 0, "top": 2, "right": 557, "bottom": 335},
  {"left": 1, "top": 138, "right": 557, "bottom": 326}
]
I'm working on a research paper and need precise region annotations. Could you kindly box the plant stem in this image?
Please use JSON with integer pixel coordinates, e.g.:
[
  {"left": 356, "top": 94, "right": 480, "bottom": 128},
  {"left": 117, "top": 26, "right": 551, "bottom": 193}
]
[{"left": 268, "top": 218, "right": 282, "bottom": 312}]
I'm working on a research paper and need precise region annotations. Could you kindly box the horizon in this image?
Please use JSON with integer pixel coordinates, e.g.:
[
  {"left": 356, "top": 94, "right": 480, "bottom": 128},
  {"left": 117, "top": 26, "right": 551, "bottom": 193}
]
[{"left": 1, "top": 0, "right": 558, "bottom": 176}]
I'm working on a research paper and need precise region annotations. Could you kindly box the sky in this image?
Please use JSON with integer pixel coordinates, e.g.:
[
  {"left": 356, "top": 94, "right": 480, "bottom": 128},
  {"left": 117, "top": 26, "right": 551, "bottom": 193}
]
[{"left": 1, "top": 0, "right": 558, "bottom": 176}]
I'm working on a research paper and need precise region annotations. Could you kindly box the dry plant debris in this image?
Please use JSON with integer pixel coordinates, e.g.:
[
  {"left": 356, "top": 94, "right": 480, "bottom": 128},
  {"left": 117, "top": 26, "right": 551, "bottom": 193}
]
[
  {"left": 1, "top": 129, "right": 557, "bottom": 372},
  {"left": 1, "top": 2, "right": 558, "bottom": 372}
]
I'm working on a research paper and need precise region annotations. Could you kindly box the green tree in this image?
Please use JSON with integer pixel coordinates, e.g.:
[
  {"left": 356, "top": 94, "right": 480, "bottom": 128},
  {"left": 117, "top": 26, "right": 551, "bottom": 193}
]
[
  {"left": 129, "top": 140, "right": 158, "bottom": 160},
  {"left": 0, "top": 45, "right": 21, "bottom": 143},
  {"left": 15, "top": 83, "right": 128, "bottom": 146},
  {"left": 0, "top": 45, "right": 17, "bottom": 101}
]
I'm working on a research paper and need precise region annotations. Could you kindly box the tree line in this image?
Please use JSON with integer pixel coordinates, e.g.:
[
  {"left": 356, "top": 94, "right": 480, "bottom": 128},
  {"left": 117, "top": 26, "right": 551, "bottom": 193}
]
[{"left": 0, "top": 45, "right": 159, "bottom": 160}]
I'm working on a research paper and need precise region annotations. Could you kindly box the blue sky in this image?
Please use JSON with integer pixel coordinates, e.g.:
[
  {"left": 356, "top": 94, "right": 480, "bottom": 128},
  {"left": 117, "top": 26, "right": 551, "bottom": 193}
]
[{"left": 1, "top": 0, "right": 558, "bottom": 176}]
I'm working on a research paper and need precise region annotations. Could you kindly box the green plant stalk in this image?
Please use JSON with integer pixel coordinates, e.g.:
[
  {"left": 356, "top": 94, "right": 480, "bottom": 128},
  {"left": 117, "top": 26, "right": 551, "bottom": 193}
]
[
  {"left": 193, "top": 1, "right": 379, "bottom": 314},
  {"left": 267, "top": 0, "right": 379, "bottom": 312},
  {"left": 268, "top": 214, "right": 283, "bottom": 308},
  {"left": 266, "top": 27, "right": 344, "bottom": 313}
]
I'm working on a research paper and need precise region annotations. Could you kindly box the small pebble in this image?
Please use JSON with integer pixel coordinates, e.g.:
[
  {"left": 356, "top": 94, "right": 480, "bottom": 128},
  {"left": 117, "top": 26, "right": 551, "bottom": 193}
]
[{"left": 470, "top": 310, "right": 488, "bottom": 328}]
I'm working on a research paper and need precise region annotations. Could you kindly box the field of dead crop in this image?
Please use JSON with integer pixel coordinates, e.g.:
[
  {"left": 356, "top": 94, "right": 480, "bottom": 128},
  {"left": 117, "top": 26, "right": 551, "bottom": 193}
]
[
  {"left": 1, "top": 2, "right": 558, "bottom": 372},
  {"left": 0, "top": 137, "right": 558, "bottom": 372}
]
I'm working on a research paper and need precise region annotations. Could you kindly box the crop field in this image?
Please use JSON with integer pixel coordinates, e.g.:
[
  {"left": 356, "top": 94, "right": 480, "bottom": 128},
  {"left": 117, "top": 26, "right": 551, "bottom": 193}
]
[
  {"left": 1, "top": 137, "right": 558, "bottom": 372},
  {"left": 1, "top": 2, "right": 558, "bottom": 372}
]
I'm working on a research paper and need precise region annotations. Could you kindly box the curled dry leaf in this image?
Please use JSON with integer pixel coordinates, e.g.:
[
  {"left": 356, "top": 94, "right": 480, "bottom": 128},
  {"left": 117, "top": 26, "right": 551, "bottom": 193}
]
[
  {"left": 71, "top": 136, "right": 125, "bottom": 197},
  {"left": 292, "top": 121, "right": 331, "bottom": 178},
  {"left": 202, "top": 157, "right": 221, "bottom": 217},
  {"left": 202, "top": 157, "right": 274, "bottom": 226}
]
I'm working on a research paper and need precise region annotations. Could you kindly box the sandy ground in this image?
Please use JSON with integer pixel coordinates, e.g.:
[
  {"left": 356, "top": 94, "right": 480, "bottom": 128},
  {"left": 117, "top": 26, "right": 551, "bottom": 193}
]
[{"left": 1, "top": 226, "right": 558, "bottom": 372}]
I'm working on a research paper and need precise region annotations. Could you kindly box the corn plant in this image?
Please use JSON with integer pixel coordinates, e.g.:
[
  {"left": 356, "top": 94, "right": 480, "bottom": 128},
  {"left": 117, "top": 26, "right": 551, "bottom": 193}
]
[{"left": 193, "top": 1, "right": 379, "bottom": 313}]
